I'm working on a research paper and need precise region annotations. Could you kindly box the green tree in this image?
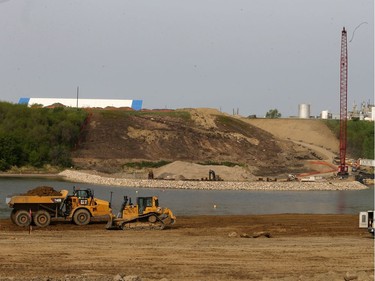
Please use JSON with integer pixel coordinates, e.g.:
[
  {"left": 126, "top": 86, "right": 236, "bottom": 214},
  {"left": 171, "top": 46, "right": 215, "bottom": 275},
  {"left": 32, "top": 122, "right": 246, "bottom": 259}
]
[
  {"left": 325, "top": 119, "right": 374, "bottom": 159},
  {"left": 0, "top": 135, "right": 23, "bottom": 170},
  {"left": 265, "top": 109, "right": 281, "bottom": 118},
  {"left": 0, "top": 102, "right": 88, "bottom": 170},
  {"left": 49, "top": 145, "right": 72, "bottom": 167}
]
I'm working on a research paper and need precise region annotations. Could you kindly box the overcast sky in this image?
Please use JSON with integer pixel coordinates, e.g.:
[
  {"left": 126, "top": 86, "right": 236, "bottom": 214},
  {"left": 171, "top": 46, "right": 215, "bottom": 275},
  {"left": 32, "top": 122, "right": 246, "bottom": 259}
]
[{"left": 0, "top": 0, "right": 373, "bottom": 117}]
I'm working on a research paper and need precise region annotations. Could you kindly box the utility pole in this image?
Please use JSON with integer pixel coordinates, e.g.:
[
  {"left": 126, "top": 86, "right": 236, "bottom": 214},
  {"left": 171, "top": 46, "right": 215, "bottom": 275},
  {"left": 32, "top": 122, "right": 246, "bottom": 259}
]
[{"left": 76, "top": 86, "right": 79, "bottom": 109}]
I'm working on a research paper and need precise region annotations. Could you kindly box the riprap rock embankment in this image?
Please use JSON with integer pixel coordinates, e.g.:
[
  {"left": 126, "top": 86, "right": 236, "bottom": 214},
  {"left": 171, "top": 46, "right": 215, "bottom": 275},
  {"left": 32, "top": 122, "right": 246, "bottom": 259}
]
[{"left": 59, "top": 170, "right": 368, "bottom": 191}]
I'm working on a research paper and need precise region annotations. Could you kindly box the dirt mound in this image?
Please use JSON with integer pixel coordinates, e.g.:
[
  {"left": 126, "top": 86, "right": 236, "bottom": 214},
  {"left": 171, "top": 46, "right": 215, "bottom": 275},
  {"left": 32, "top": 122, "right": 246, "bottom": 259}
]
[
  {"left": 23, "top": 186, "right": 61, "bottom": 196},
  {"left": 72, "top": 108, "right": 339, "bottom": 178},
  {"left": 153, "top": 161, "right": 257, "bottom": 181}
]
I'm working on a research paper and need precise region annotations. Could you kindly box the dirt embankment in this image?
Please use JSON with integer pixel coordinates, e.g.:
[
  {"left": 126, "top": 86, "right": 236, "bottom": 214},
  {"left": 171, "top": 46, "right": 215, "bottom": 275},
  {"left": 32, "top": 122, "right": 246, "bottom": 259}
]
[
  {"left": 72, "top": 108, "right": 339, "bottom": 180},
  {"left": 243, "top": 118, "right": 339, "bottom": 153}
]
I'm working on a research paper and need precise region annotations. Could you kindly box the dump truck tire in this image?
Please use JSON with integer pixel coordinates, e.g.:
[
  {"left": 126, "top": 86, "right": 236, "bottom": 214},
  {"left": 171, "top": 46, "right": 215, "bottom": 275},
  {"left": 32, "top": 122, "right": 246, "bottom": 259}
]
[
  {"left": 33, "top": 210, "right": 51, "bottom": 227},
  {"left": 14, "top": 210, "right": 31, "bottom": 227},
  {"left": 10, "top": 209, "right": 17, "bottom": 224},
  {"left": 73, "top": 209, "right": 91, "bottom": 225}
]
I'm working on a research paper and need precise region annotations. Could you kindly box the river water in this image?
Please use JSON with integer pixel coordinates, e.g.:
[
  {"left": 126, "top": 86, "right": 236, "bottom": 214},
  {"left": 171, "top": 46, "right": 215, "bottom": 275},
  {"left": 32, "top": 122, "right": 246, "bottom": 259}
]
[{"left": 0, "top": 177, "right": 373, "bottom": 219}]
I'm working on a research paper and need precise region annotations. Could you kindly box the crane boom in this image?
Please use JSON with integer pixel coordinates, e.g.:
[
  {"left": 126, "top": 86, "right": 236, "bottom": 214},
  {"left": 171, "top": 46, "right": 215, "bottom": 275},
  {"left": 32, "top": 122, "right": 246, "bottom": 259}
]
[{"left": 338, "top": 27, "right": 348, "bottom": 176}]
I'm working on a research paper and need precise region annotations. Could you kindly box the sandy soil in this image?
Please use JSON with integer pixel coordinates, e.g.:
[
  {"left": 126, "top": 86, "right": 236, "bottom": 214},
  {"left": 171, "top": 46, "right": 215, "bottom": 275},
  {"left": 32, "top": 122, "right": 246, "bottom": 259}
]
[
  {"left": 0, "top": 215, "right": 373, "bottom": 281},
  {"left": 243, "top": 118, "right": 339, "bottom": 153},
  {"left": 143, "top": 160, "right": 256, "bottom": 181}
]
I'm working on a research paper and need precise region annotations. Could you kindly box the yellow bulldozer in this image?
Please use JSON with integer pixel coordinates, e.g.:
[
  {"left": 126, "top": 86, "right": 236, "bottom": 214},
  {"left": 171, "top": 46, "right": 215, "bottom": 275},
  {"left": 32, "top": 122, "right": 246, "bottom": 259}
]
[{"left": 106, "top": 195, "right": 176, "bottom": 230}]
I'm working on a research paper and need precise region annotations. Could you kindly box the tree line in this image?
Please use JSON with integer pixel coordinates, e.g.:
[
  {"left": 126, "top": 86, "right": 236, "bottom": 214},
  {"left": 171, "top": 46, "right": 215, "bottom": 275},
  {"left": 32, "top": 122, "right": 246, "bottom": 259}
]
[
  {"left": 325, "top": 119, "right": 374, "bottom": 159},
  {"left": 0, "top": 102, "right": 88, "bottom": 171}
]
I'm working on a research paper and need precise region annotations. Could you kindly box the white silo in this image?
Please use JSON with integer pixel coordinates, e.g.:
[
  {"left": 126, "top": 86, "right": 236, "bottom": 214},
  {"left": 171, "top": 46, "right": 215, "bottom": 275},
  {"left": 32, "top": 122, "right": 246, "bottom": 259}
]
[{"left": 298, "top": 104, "right": 310, "bottom": 119}]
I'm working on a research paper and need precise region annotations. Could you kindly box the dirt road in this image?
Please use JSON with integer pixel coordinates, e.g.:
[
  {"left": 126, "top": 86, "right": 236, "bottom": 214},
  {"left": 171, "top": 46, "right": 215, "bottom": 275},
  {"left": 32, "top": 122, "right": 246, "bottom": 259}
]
[{"left": 0, "top": 215, "right": 373, "bottom": 281}]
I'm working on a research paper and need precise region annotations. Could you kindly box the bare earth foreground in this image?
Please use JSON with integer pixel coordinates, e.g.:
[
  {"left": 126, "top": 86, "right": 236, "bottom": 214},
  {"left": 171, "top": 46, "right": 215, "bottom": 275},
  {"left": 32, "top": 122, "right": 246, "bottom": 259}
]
[{"left": 0, "top": 215, "right": 374, "bottom": 281}]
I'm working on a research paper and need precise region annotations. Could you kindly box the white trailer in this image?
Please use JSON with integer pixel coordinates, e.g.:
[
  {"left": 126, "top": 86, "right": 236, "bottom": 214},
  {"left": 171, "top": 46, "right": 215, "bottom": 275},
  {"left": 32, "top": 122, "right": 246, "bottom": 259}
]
[{"left": 359, "top": 210, "right": 374, "bottom": 236}]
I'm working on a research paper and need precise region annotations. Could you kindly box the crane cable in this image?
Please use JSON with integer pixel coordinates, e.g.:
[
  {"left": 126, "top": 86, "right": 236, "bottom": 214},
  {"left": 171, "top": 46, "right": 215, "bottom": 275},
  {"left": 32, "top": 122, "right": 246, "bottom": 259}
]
[{"left": 349, "top": 22, "right": 368, "bottom": 42}]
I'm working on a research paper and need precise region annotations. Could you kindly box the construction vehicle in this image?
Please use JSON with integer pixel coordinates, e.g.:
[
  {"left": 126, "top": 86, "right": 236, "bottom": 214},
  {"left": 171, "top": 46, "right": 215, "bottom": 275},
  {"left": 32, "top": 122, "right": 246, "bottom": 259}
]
[
  {"left": 6, "top": 187, "right": 112, "bottom": 227},
  {"left": 359, "top": 210, "right": 374, "bottom": 236},
  {"left": 106, "top": 195, "right": 176, "bottom": 230}
]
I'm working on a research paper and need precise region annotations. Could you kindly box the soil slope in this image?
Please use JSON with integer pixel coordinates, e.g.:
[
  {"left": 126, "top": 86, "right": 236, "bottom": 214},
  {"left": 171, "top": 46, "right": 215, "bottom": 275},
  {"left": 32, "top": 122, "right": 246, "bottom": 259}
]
[{"left": 72, "top": 108, "right": 339, "bottom": 178}]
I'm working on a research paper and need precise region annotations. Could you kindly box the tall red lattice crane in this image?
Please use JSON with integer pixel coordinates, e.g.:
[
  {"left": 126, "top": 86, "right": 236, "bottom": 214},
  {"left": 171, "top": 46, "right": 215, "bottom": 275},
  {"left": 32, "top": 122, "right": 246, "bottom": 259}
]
[{"left": 338, "top": 27, "right": 349, "bottom": 176}]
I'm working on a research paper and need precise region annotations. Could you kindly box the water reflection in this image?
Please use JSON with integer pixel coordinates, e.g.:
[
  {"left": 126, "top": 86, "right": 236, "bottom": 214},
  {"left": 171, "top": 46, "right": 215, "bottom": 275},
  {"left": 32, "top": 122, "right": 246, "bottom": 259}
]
[
  {"left": 337, "top": 191, "right": 346, "bottom": 214},
  {"left": 0, "top": 177, "right": 373, "bottom": 218}
]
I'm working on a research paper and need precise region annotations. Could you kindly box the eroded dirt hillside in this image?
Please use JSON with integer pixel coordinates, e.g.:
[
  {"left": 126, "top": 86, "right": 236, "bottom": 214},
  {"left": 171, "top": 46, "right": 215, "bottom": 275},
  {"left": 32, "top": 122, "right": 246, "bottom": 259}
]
[{"left": 72, "top": 108, "right": 332, "bottom": 176}]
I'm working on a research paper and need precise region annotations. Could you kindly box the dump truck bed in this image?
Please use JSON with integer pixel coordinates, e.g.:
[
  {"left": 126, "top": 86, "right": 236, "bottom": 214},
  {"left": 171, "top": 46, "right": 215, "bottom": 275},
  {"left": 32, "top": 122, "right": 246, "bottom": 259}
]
[{"left": 6, "top": 190, "right": 68, "bottom": 206}]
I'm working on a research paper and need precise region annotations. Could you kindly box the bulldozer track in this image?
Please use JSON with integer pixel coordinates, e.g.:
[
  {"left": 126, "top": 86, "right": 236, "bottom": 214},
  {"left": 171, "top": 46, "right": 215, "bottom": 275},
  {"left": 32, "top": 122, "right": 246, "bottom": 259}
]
[
  {"left": 121, "top": 221, "right": 165, "bottom": 230},
  {"left": 117, "top": 213, "right": 169, "bottom": 230}
]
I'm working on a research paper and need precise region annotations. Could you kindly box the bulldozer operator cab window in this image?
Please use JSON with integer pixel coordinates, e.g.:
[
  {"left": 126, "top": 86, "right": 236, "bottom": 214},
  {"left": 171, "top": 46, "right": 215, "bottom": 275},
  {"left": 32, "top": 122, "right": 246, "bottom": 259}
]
[
  {"left": 137, "top": 197, "right": 153, "bottom": 214},
  {"left": 145, "top": 197, "right": 152, "bottom": 207},
  {"left": 155, "top": 198, "right": 159, "bottom": 207}
]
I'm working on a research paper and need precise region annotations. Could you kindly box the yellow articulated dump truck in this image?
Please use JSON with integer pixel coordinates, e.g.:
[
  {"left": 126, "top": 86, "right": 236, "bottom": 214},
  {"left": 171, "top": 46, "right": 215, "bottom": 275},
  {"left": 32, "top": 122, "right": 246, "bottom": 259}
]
[
  {"left": 6, "top": 186, "right": 112, "bottom": 227},
  {"left": 106, "top": 195, "right": 176, "bottom": 230}
]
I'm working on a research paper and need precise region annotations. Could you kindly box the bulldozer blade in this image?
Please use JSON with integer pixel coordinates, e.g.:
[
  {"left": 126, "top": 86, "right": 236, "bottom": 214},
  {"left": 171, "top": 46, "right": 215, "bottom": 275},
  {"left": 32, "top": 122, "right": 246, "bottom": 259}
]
[
  {"left": 106, "top": 224, "right": 122, "bottom": 230},
  {"left": 161, "top": 215, "right": 174, "bottom": 226},
  {"left": 105, "top": 216, "right": 120, "bottom": 230}
]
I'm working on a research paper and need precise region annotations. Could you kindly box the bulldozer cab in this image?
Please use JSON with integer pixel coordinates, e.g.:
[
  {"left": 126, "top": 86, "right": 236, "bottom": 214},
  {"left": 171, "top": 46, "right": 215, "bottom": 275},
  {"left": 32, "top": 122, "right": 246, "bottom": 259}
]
[{"left": 137, "top": 196, "right": 158, "bottom": 214}]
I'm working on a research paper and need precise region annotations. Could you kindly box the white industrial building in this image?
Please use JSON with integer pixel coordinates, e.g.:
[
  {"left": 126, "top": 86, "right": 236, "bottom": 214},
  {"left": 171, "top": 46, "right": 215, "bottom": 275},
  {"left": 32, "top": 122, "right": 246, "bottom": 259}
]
[
  {"left": 370, "top": 106, "right": 375, "bottom": 121},
  {"left": 320, "top": 110, "right": 332, "bottom": 119},
  {"left": 18, "top": 98, "right": 143, "bottom": 111},
  {"left": 348, "top": 101, "right": 374, "bottom": 121}
]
